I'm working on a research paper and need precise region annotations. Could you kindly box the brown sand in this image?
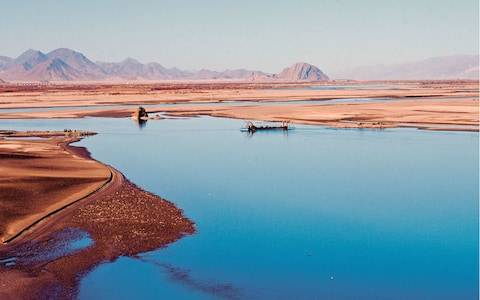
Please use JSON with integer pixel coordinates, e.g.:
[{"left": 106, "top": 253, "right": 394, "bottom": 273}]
[
  {"left": 0, "top": 133, "right": 110, "bottom": 243},
  {"left": 0, "top": 80, "right": 477, "bottom": 109},
  {"left": 0, "top": 80, "right": 478, "bottom": 132},
  {"left": 0, "top": 133, "right": 195, "bottom": 299},
  {"left": 154, "top": 98, "right": 479, "bottom": 132},
  {"left": 2, "top": 97, "right": 476, "bottom": 131}
]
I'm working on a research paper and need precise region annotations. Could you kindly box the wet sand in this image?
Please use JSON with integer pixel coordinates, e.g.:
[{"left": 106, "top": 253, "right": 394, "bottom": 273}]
[
  {"left": 1, "top": 97, "right": 476, "bottom": 131},
  {"left": 156, "top": 97, "right": 479, "bottom": 132},
  {"left": 0, "top": 132, "right": 110, "bottom": 243},
  {"left": 0, "top": 80, "right": 477, "bottom": 109},
  {"left": 0, "top": 80, "right": 478, "bottom": 131},
  {"left": 0, "top": 132, "right": 195, "bottom": 299}
]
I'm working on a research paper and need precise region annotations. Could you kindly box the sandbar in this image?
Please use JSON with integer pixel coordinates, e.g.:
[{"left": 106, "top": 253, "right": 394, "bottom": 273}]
[{"left": 0, "top": 131, "right": 195, "bottom": 299}]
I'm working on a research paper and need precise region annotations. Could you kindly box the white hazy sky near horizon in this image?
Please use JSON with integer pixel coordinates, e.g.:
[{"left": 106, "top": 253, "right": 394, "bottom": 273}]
[{"left": 0, "top": 0, "right": 478, "bottom": 73}]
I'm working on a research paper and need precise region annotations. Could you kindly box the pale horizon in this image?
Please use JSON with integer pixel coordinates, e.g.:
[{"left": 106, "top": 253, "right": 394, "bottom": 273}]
[
  {"left": 3, "top": 47, "right": 479, "bottom": 75},
  {"left": 1, "top": 0, "right": 478, "bottom": 73}
]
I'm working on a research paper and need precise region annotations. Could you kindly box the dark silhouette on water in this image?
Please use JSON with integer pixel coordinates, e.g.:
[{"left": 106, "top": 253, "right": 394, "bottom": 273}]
[
  {"left": 132, "top": 106, "right": 149, "bottom": 129},
  {"left": 242, "top": 121, "right": 290, "bottom": 133},
  {"left": 135, "top": 256, "right": 242, "bottom": 300},
  {"left": 134, "top": 118, "right": 147, "bottom": 129},
  {"left": 132, "top": 106, "right": 148, "bottom": 120}
]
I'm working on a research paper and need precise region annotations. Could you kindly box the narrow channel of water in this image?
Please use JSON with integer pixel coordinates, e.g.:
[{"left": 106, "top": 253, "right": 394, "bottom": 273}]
[{"left": 0, "top": 97, "right": 393, "bottom": 114}]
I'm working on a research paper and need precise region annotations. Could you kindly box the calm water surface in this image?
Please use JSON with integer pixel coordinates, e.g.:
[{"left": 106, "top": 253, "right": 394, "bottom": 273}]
[
  {"left": 0, "top": 117, "right": 478, "bottom": 300},
  {"left": 0, "top": 97, "right": 392, "bottom": 114}
]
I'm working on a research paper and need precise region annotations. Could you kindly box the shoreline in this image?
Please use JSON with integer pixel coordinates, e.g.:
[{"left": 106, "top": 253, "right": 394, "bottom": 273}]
[
  {"left": 0, "top": 98, "right": 477, "bottom": 132},
  {"left": 0, "top": 80, "right": 477, "bottom": 132},
  {"left": 0, "top": 134, "right": 112, "bottom": 244},
  {"left": 0, "top": 132, "right": 195, "bottom": 299}
]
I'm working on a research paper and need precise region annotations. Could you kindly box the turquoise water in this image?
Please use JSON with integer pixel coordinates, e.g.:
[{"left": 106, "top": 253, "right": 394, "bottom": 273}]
[{"left": 0, "top": 117, "right": 478, "bottom": 299}]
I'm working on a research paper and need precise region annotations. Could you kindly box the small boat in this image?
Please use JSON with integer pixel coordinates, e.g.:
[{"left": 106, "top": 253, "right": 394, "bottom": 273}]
[{"left": 241, "top": 121, "right": 291, "bottom": 133}]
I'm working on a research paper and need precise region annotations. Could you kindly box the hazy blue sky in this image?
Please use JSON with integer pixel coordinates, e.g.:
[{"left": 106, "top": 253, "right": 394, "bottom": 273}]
[{"left": 0, "top": 0, "right": 478, "bottom": 73}]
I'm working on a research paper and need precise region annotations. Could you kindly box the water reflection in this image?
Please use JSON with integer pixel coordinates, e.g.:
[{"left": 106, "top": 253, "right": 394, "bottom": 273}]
[
  {"left": 136, "top": 256, "right": 242, "bottom": 300},
  {"left": 0, "top": 117, "right": 477, "bottom": 300},
  {"left": 133, "top": 118, "right": 148, "bottom": 129},
  {"left": 243, "top": 128, "right": 290, "bottom": 138},
  {"left": 0, "top": 228, "right": 93, "bottom": 267}
]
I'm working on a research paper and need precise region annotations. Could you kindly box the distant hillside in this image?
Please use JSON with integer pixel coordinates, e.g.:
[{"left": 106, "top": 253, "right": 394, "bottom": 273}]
[
  {"left": 277, "top": 62, "right": 329, "bottom": 81},
  {"left": 0, "top": 48, "right": 328, "bottom": 82},
  {"left": 97, "top": 59, "right": 271, "bottom": 81},
  {"left": 97, "top": 58, "right": 191, "bottom": 80},
  {"left": 47, "top": 48, "right": 106, "bottom": 79},
  {"left": 0, "top": 56, "right": 13, "bottom": 70},
  {"left": 0, "top": 49, "right": 103, "bottom": 81},
  {"left": 13, "top": 49, "right": 48, "bottom": 70},
  {"left": 332, "top": 55, "right": 479, "bottom": 80},
  {"left": 21, "top": 58, "right": 86, "bottom": 81},
  {"left": 1, "top": 48, "right": 476, "bottom": 82}
]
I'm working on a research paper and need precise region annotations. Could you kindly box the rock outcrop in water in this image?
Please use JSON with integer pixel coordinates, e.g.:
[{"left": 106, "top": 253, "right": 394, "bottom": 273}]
[{"left": 132, "top": 106, "right": 148, "bottom": 120}]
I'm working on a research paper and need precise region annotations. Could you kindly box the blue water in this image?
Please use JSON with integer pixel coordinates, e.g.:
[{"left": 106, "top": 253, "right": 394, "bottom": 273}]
[
  {"left": 0, "top": 228, "right": 93, "bottom": 267},
  {"left": 0, "top": 97, "right": 392, "bottom": 114},
  {"left": 0, "top": 117, "right": 478, "bottom": 299}
]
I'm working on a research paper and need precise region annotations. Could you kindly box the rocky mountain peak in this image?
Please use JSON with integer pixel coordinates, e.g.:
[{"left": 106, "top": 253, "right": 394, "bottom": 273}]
[{"left": 277, "top": 62, "right": 329, "bottom": 81}]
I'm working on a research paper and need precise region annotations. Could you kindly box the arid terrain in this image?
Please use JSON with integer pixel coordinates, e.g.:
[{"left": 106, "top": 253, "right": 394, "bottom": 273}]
[
  {"left": 0, "top": 131, "right": 108, "bottom": 243},
  {"left": 0, "top": 80, "right": 478, "bottom": 131},
  {"left": 1, "top": 0, "right": 478, "bottom": 298}
]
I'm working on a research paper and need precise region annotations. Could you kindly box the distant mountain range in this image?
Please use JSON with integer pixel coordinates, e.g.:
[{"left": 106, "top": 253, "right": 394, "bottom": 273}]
[
  {"left": 332, "top": 55, "right": 479, "bottom": 80},
  {"left": 0, "top": 49, "right": 477, "bottom": 82},
  {"left": 0, "top": 48, "right": 329, "bottom": 82}
]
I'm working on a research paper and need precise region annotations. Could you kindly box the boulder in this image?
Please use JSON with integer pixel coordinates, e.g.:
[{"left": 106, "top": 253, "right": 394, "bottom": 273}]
[{"left": 132, "top": 106, "right": 148, "bottom": 120}]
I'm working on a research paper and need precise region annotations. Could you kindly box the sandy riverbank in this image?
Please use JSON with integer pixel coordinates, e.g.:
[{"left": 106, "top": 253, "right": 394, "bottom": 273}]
[
  {"left": 0, "top": 131, "right": 195, "bottom": 299},
  {"left": 155, "top": 97, "right": 479, "bottom": 132},
  {"left": 0, "top": 80, "right": 478, "bottom": 132},
  {"left": 0, "top": 132, "right": 110, "bottom": 243},
  {"left": 1, "top": 97, "right": 476, "bottom": 131},
  {"left": 0, "top": 80, "right": 477, "bottom": 109}
]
